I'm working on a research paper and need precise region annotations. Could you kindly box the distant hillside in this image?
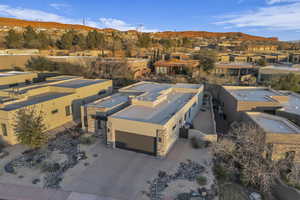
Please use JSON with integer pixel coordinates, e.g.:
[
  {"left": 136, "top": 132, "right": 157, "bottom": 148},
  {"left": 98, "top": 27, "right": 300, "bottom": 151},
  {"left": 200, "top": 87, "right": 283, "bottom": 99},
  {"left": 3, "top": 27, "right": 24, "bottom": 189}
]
[
  {"left": 0, "top": 17, "right": 278, "bottom": 41},
  {"left": 153, "top": 31, "right": 278, "bottom": 41}
]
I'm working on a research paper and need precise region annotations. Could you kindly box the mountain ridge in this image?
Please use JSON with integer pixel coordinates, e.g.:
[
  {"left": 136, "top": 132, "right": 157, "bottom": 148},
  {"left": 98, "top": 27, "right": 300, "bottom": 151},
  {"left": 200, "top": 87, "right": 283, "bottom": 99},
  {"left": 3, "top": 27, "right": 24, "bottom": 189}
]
[{"left": 0, "top": 17, "right": 278, "bottom": 41}]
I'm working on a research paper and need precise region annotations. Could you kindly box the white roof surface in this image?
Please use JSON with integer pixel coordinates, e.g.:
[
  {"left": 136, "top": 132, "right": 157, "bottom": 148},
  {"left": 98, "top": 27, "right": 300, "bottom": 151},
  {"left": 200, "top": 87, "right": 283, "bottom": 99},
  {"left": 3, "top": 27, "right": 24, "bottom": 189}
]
[
  {"left": 229, "top": 88, "right": 282, "bottom": 102},
  {"left": 112, "top": 91, "right": 194, "bottom": 124},
  {"left": 281, "top": 92, "right": 300, "bottom": 115},
  {"left": 249, "top": 113, "right": 300, "bottom": 134},
  {"left": 111, "top": 82, "right": 202, "bottom": 124}
]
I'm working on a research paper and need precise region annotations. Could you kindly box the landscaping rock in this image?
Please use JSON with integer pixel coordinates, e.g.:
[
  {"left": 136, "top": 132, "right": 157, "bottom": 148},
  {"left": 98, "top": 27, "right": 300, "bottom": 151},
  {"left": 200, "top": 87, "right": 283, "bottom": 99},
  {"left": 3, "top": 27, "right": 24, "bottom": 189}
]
[{"left": 4, "top": 163, "right": 15, "bottom": 174}]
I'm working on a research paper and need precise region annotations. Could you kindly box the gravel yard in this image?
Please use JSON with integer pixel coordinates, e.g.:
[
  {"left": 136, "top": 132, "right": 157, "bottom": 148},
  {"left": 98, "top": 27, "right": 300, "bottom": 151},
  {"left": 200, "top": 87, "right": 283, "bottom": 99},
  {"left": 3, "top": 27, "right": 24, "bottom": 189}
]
[{"left": 0, "top": 127, "right": 217, "bottom": 200}]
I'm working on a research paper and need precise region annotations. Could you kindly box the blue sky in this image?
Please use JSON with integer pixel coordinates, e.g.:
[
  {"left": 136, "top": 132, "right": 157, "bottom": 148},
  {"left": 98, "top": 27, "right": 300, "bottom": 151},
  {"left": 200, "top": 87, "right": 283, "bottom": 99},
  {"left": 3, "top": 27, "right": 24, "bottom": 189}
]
[{"left": 0, "top": 0, "right": 299, "bottom": 41}]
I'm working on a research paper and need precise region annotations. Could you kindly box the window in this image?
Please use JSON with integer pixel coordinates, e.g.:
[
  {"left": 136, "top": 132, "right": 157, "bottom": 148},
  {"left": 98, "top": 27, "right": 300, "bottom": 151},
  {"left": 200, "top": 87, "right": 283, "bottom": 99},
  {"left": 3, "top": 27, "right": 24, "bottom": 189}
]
[
  {"left": 97, "top": 120, "right": 102, "bottom": 129},
  {"left": 98, "top": 90, "right": 106, "bottom": 95},
  {"left": 84, "top": 116, "right": 88, "bottom": 127},
  {"left": 51, "top": 109, "right": 58, "bottom": 114},
  {"left": 172, "top": 124, "right": 176, "bottom": 131},
  {"left": 65, "top": 106, "right": 71, "bottom": 116},
  {"left": 1, "top": 123, "right": 7, "bottom": 136},
  {"left": 285, "top": 151, "right": 296, "bottom": 161}
]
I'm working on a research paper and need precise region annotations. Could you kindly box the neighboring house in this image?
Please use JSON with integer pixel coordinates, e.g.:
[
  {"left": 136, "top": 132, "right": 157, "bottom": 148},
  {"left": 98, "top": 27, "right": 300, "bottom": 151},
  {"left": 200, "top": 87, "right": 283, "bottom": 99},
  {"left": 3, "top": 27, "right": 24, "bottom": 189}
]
[
  {"left": 258, "top": 65, "right": 300, "bottom": 82},
  {"left": 214, "top": 63, "right": 257, "bottom": 78},
  {"left": 95, "top": 57, "right": 150, "bottom": 79},
  {"left": 244, "top": 112, "right": 300, "bottom": 162},
  {"left": 82, "top": 81, "right": 204, "bottom": 157},
  {"left": 230, "top": 55, "right": 248, "bottom": 63},
  {"left": 290, "top": 53, "right": 300, "bottom": 64},
  {"left": 154, "top": 59, "right": 199, "bottom": 75},
  {"left": 217, "top": 53, "right": 230, "bottom": 63},
  {"left": 218, "top": 86, "right": 287, "bottom": 123},
  {"left": 276, "top": 91, "right": 300, "bottom": 127},
  {"left": 0, "top": 75, "right": 112, "bottom": 145},
  {"left": 0, "top": 71, "right": 38, "bottom": 87},
  {"left": 246, "top": 45, "right": 278, "bottom": 52}
]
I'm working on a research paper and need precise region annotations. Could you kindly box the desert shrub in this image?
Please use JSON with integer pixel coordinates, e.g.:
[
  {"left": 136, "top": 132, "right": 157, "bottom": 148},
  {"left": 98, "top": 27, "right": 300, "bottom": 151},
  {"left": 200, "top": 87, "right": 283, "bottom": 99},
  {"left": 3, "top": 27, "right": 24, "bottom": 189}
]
[
  {"left": 176, "top": 193, "right": 191, "bottom": 200},
  {"left": 40, "top": 162, "right": 60, "bottom": 173},
  {"left": 79, "top": 135, "right": 97, "bottom": 145},
  {"left": 197, "top": 176, "right": 207, "bottom": 186},
  {"left": 213, "top": 163, "right": 231, "bottom": 181},
  {"left": 190, "top": 137, "right": 206, "bottom": 149}
]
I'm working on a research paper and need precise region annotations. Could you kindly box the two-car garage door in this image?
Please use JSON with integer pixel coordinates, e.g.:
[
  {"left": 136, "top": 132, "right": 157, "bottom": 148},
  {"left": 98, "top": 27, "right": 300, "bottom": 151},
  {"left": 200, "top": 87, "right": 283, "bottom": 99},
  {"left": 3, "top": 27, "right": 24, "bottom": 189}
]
[{"left": 115, "top": 130, "right": 157, "bottom": 156}]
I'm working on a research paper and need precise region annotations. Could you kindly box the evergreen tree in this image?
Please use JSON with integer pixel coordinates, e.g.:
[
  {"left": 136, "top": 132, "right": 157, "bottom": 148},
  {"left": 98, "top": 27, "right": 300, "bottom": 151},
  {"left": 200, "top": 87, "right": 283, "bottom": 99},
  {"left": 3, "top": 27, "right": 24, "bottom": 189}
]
[
  {"left": 23, "top": 26, "right": 38, "bottom": 48},
  {"left": 14, "top": 107, "right": 48, "bottom": 149},
  {"left": 76, "top": 33, "right": 87, "bottom": 50},
  {"left": 137, "top": 33, "right": 152, "bottom": 48},
  {"left": 5, "top": 29, "right": 24, "bottom": 48},
  {"left": 86, "top": 30, "right": 97, "bottom": 49},
  {"left": 193, "top": 50, "right": 217, "bottom": 72},
  {"left": 37, "top": 31, "right": 52, "bottom": 49},
  {"left": 56, "top": 30, "right": 75, "bottom": 49}
]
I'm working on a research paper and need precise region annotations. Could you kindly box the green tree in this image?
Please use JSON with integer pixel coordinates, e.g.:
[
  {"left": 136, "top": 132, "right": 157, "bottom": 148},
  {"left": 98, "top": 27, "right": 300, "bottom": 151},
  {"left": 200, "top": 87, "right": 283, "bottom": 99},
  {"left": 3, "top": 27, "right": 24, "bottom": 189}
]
[
  {"left": 159, "top": 39, "right": 173, "bottom": 49},
  {"left": 272, "top": 73, "right": 300, "bottom": 93},
  {"left": 26, "top": 56, "right": 84, "bottom": 76},
  {"left": 86, "top": 30, "right": 106, "bottom": 50},
  {"left": 14, "top": 107, "right": 47, "bottom": 149},
  {"left": 193, "top": 50, "right": 217, "bottom": 72},
  {"left": 182, "top": 37, "right": 192, "bottom": 48},
  {"left": 56, "top": 30, "right": 76, "bottom": 49},
  {"left": 26, "top": 56, "right": 58, "bottom": 71},
  {"left": 5, "top": 29, "right": 24, "bottom": 48},
  {"left": 23, "top": 26, "right": 39, "bottom": 48},
  {"left": 74, "top": 33, "right": 86, "bottom": 50},
  {"left": 257, "top": 58, "right": 267, "bottom": 67},
  {"left": 37, "top": 31, "right": 52, "bottom": 49},
  {"left": 137, "top": 33, "right": 152, "bottom": 48}
]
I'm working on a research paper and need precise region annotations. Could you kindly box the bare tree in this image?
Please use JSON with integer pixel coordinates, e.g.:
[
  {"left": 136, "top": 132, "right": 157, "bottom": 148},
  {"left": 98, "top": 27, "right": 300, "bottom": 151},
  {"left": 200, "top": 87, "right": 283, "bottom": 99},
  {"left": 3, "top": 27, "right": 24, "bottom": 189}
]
[
  {"left": 213, "top": 122, "right": 280, "bottom": 195},
  {"left": 85, "top": 58, "right": 133, "bottom": 80}
]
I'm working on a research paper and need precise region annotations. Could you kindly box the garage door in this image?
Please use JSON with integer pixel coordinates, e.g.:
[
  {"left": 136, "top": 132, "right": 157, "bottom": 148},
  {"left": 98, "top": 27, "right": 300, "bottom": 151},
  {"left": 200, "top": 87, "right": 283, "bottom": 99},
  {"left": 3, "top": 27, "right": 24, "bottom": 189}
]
[{"left": 115, "top": 130, "right": 157, "bottom": 156}]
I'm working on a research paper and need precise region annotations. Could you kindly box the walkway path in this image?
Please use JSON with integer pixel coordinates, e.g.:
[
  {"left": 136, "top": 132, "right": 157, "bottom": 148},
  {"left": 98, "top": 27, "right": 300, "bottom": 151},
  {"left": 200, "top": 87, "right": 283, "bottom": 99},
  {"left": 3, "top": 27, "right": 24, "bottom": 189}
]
[{"left": 0, "top": 183, "right": 119, "bottom": 200}]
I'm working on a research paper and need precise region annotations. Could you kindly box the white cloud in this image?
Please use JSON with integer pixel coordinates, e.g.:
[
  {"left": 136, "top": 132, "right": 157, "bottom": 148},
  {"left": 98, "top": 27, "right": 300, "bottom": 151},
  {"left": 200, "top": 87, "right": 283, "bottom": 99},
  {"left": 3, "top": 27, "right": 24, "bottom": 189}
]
[
  {"left": 99, "top": 18, "right": 158, "bottom": 32},
  {"left": 0, "top": 4, "right": 158, "bottom": 32},
  {"left": 0, "top": 4, "right": 79, "bottom": 24},
  {"left": 266, "top": 0, "right": 300, "bottom": 5},
  {"left": 49, "top": 3, "right": 71, "bottom": 10},
  {"left": 216, "top": 2, "right": 300, "bottom": 31}
]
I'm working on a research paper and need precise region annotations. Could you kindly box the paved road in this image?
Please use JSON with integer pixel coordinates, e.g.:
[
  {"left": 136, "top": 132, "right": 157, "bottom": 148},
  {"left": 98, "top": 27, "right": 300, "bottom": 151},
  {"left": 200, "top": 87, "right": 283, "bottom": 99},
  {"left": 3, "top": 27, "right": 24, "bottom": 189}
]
[{"left": 0, "top": 183, "right": 119, "bottom": 200}]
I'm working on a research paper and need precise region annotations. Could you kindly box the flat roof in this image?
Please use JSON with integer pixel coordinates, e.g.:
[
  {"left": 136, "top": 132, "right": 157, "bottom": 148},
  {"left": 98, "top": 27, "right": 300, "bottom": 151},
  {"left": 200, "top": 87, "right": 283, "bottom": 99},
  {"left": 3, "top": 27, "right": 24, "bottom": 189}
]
[
  {"left": 87, "top": 93, "right": 130, "bottom": 109},
  {"left": 53, "top": 79, "right": 108, "bottom": 89},
  {"left": 281, "top": 92, "right": 300, "bottom": 115},
  {"left": 0, "top": 71, "right": 35, "bottom": 77},
  {"left": 248, "top": 112, "right": 300, "bottom": 134},
  {"left": 123, "top": 82, "right": 202, "bottom": 92},
  {"left": 229, "top": 88, "right": 282, "bottom": 102},
  {"left": 1, "top": 92, "right": 73, "bottom": 111},
  {"left": 123, "top": 82, "right": 172, "bottom": 93},
  {"left": 47, "top": 75, "right": 80, "bottom": 81},
  {"left": 261, "top": 66, "right": 300, "bottom": 72},
  {"left": 112, "top": 91, "right": 195, "bottom": 124}
]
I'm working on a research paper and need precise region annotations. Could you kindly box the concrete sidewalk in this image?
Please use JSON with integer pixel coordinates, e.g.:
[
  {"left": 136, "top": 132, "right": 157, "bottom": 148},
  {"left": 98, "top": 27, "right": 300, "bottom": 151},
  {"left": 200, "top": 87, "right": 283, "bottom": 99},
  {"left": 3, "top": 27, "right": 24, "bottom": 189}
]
[{"left": 0, "top": 183, "right": 118, "bottom": 200}]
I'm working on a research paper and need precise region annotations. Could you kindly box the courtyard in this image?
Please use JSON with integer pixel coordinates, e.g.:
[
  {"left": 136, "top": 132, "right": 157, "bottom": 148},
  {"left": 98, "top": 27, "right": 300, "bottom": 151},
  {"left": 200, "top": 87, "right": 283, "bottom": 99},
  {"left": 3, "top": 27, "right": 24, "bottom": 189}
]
[{"left": 0, "top": 131, "right": 216, "bottom": 200}]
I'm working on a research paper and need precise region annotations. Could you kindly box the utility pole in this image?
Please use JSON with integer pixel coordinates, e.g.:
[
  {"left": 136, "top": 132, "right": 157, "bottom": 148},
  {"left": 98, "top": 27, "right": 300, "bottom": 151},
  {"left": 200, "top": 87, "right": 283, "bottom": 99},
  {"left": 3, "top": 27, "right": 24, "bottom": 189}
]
[{"left": 136, "top": 24, "right": 144, "bottom": 32}]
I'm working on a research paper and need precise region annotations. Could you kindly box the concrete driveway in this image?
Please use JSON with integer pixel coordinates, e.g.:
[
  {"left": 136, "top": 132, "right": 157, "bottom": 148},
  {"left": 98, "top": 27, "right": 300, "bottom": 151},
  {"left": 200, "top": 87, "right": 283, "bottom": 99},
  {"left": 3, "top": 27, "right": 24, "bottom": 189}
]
[{"left": 61, "top": 139, "right": 212, "bottom": 200}]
